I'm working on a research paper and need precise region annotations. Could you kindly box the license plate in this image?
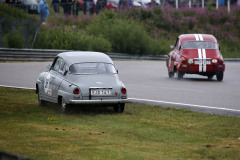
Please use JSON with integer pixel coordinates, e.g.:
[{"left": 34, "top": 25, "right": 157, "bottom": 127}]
[
  {"left": 195, "top": 60, "right": 211, "bottom": 65},
  {"left": 91, "top": 89, "right": 112, "bottom": 95}
]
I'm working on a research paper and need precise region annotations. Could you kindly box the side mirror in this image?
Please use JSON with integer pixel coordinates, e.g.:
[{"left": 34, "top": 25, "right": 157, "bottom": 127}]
[{"left": 46, "top": 64, "right": 51, "bottom": 71}]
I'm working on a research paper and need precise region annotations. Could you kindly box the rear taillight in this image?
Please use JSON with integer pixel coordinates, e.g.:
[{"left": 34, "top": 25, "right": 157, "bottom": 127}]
[
  {"left": 182, "top": 57, "right": 187, "bottom": 64},
  {"left": 73, "top": 88, "right": 80, "bottom": 94},
  {"left": 218, "top": 58, "right": 224, "bottom": 64},
  {"left": 121, "top": 87, "right": 127, "bottom": 94}
]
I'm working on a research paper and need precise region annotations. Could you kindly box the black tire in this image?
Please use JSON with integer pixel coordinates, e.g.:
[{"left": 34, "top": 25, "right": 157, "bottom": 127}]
[
  {"left": 113, "top": 103, "right": 125, "bottom": 113},
  {"left": 38, "top": 92, "right": 45, "bottom": 106},
  {"left": 168, "top": 72, "right": 174, "bottom": 78},
  {"left": 61, "top": 97, "right": 70, "bottom": 113},
  {"left": 216, "top": 71, "right": 224, "bottom": 81},
  {"left": 208, "top": 74, "right": 214, "bottom": 80},
  {"left": 177, "top": 71, "right": 184, "bottom": 80}
]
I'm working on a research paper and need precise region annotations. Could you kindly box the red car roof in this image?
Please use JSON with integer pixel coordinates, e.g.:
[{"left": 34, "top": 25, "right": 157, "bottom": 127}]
[{"left": 179, "top": 34, "right": 218, "bottom": 43}]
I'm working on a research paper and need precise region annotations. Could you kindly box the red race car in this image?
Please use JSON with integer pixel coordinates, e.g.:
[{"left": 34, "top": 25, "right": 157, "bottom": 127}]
[{"left": 166, "top": 34, "right": 225, "bottom": 81}]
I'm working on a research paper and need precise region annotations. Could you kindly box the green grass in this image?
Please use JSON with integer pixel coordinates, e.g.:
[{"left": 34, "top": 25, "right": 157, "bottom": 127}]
[{"left": 0, "top": 87, "right": 240, "bottom": 160}]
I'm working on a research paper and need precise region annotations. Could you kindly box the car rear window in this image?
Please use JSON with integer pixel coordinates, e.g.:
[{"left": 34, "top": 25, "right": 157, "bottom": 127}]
[
  {"left": 69, "top": 63, "right": 117, "bottom": 75},
  {"left": 182, "top": 41, "right": 218, "bottom": 49}
]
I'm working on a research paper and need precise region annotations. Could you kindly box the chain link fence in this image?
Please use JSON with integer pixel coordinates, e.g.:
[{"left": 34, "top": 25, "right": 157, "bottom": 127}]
[{"left": 0, "top": 16, "right": 42, "bottom": 48}]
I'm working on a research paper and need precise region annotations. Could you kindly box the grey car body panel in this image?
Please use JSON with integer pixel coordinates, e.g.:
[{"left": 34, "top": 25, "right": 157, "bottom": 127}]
[
  {"left": 59, "top": 51, "right": 114, "bottom": 65},
  {"left": 36, "top": 51, "right": 128, "bottom": 105},
  {"left": 67, "top": 74, "right": 123, "bottom": 97}
]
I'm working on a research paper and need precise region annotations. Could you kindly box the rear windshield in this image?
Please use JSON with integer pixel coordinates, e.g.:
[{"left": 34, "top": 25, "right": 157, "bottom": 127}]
[
  {"left": 69, "top": 63, "right": 117, "bottom": 75},
  {"left": 182, "top": 41, "right": 218, "bottom": 49}
]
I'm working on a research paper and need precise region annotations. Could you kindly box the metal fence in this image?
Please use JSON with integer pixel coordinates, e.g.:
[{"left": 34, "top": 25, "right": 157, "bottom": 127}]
[
  {"left": 0, "top": 17, "right": 42, "bottom": 49},
  {"left": 4, "top": 0, "right": 240, "bottom": 18},
  {"left": 165, "top": 0, "right": 238, "bottom": 11}
]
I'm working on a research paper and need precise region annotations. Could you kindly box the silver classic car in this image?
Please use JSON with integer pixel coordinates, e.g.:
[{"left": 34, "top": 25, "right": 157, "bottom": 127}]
[{"left": 36, "top": 51, "right": 128, "bottom": 113}]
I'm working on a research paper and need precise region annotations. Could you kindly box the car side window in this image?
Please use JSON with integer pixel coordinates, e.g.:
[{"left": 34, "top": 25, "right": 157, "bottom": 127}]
[
  {"left": 52, "top": 57, "right": 62, "bottom": 72},
  {"left": 58, "top": 62, "right": 66, "bottom": 75}
]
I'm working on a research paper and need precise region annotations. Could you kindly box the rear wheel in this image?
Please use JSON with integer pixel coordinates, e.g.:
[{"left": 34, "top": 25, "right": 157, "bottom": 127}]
[
  {"left": 113, "top": 103, "right": 125, "bottom": 113},
  {"left": 61, "top": 97, "right": 70, "bottom": 113},
  {"left": 216, "top": 71, "right": 224, "bottom": 81},
  {"left": 177, "top": 71, "right": 184, "bottom": 80},
  {"left": 168, "top": 72, "right": 174, "bottom": 78}
]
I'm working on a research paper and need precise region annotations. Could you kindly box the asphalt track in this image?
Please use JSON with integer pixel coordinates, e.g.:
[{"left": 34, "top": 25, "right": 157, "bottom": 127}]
[{"left": 0, "top": 61, "right": 240, "bottom": 116}]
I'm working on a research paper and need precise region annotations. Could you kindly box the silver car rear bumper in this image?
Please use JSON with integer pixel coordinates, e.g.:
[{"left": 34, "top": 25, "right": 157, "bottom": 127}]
[{"left": 69, "top": 99, "right": 128, "bottom": 104}]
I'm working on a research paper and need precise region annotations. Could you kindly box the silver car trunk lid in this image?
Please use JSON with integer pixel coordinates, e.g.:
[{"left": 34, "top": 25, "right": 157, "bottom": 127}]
[{"left": 68, "top": 74, "right": 122, "bottom": 97}]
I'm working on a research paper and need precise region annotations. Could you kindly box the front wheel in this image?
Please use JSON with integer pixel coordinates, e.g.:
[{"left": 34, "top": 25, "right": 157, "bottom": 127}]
[
  {"left": 177, "top": 71, "right": 184, "bottom": 80},
  {"left": 38, "top": 92, "right": 45, "bottom": 106},
  {"left": 168, "top": 71, "right": 174, "bottom": 78},
  {"left": 216, "top": 71, "right": 224, "bottom": 81},
  {"left": 113, "top": 103, "right": 125, "bottom": 113}
]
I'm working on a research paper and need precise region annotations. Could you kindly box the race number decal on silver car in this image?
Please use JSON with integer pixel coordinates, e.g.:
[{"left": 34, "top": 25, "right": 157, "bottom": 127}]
[{"left": 44, "top": 73, "right": 52, "bottom": 95}]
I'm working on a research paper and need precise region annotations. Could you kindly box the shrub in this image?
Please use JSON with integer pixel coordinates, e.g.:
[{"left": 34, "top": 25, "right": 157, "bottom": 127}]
[
  {"left": 35, "top": 26, "right": 111, "bottom": 52},
  {"left": 88, "top": 35, "right": 112, "bottom": 52},
  {"left": 5, "top": 32, "right": 24, "bottom": 48},
  {"left": 86, "top": 11, "right": 162, "bottom": 55}
]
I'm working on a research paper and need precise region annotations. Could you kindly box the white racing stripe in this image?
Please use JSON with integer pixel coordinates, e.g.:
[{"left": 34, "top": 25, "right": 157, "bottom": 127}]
[
  {"left": 198, "top": 34, "right": 203, "bottom": 41},
  {"left": 195, "top": 34, "right": 207, "bottom": 72},
  {"left": 202, "top": 49, "right": 207, "bottom": 72},
  {"left": 194, "top": 34, "right": 199, "bottom": 41},
  {"left": 198, "top": 49, "right": 202, "bottom": 72}
]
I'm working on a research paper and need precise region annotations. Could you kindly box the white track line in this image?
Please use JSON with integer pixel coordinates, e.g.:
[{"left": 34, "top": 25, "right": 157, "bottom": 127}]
[
  {"left": 1, "top": 85, "right": 239, "bottom": 115},
  {"left": 128, "top": 98, "right": 240, "bottom": 113},
  {"left": 0, "top": 85, "right": 35, "bottom": 90}
]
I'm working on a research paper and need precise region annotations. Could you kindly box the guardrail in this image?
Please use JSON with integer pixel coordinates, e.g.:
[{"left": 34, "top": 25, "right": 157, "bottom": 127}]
[
  {"left": 0, "top": 48, "right": 239, "bottom": 62},
  {"left": 0, "top": 48, "right": 167, "bottom": 61}
]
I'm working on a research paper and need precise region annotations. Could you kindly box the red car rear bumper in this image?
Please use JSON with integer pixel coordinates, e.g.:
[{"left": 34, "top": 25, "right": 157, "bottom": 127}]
[{"left": 178, "top": 64, "right": 225, "bottom": 73}]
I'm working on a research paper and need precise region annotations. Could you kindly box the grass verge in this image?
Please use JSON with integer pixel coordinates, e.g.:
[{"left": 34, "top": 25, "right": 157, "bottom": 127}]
[{"left": 0, "top": 87, "right": 239, "bottom": 160}]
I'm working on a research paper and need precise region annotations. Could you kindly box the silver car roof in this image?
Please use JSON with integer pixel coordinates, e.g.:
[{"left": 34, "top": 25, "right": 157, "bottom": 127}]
[{"left": 58, "top": 51, "right": 114, "bottom": 65}]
